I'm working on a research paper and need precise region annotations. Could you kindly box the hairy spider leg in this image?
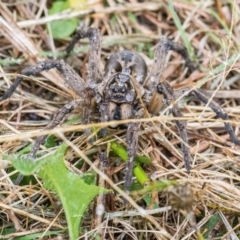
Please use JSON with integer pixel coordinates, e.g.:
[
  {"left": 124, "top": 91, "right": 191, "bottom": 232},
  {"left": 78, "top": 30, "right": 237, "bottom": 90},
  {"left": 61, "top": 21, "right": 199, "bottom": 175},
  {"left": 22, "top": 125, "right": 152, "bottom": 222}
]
[
  {"left": 157, "top": 81, "right": 191, "bottom": 171},
  {"left": 28, "top": 99, "right": 82, "bottom": 158},
  {"left": 146, "top": 37, "right": 196, "bottom": 170},
  {"left": 190, "top": 89, "right": 240, "bottom": 145},
  {"left": 0, "top": 59, "right": 86, "bottom": 159},
  {"left": 66, "top": 28, "right": 102, "bottom": 143},
  {"left": 0, "top": 30, "right": 101, "bottom": 157},
  {"left": 0, "top": 59, "right": 87, "bottom": 102},
  {"left": 150, "top": 37, "right": 240, "bottom": 171}
]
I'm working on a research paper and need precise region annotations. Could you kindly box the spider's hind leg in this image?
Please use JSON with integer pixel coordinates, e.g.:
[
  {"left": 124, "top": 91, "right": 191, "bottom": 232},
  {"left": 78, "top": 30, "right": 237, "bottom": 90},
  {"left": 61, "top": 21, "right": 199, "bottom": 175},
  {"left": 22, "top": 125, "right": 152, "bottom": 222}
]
[
  {"left": 190, "top": 88, "right": 240, "bottom": 145},
  {"left": 157, "top": 81, "right": 192, "bottom": 171},
  {"left": 13, "top": 99, "right": 82, "bottom": 185}
]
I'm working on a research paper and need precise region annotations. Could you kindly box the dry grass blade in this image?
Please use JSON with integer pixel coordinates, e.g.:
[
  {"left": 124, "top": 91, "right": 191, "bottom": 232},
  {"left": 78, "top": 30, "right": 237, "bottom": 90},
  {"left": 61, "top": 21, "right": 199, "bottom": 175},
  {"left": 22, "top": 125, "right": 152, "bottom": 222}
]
[
  {"left": 0, "top": 0, "right": 240, "bottom": 239},
  {"left": 219, "top": 210, "right": 239, "bottom": 240},
  {"left": 0, "top": 4, "right": 75, "bottom": 97}
]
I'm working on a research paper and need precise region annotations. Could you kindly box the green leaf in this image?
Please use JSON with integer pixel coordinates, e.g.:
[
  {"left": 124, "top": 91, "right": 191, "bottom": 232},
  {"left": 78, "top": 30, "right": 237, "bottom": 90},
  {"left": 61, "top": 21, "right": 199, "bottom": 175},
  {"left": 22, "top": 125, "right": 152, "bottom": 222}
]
[
  {"left": 49, "top": 1, "right": 69, "bottom": 14},
  {"left": 133, "top": 164, "right": 149, "bottom": 185},
  {"left": 142, "top": 194, "right": 159, "bottom": 208},
  {"left": 50, "top": 18, "right": 78, "bottom": 39},
  {"left": 16, "top": 144, "right": 32, "bottom": 156},
  {"left": 44, "top": 135, "right": 57, "bottom": 148},
  {"left": 9, "top": 155, "right": 44, "bottom": 175},
  {"left": 111, "top": 141, "right": 151, "bottom": 164},
  {"left": 111, "top": 141, "right": 128, "bottom": 161},
  {"left": 111, "top": 141, "right": 151, "bottom": 187},
  {"left": 48, "top": 1, "right": 78, "bottom": 39},
  {"left": 203, "top": 214, "right": 221, "bottom": 239},
  {"left": 0, "top": 228, "right": 15, "bottom": 239},
  {"left": 7, "top": 144, "right": 108, "bottom": 240},
  {"left": 134, "top": 155, "right": 151, "bottom": 165},
  {"left": 79, "top": 170, "right": 97, "bottom": 185}
]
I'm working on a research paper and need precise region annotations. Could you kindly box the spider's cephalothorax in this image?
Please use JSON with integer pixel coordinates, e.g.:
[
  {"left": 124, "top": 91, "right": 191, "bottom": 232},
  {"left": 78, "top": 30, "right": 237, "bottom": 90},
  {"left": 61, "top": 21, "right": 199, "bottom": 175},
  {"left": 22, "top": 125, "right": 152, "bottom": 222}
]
[
  {"left": 1, "top": 28, "right": 240, "bottom": 200},
  {"left": 97, "top": 50, "right": 146, "bottom": 126},
  {"left": 101, "top": 73, "right": 136, "bottom": 121}
]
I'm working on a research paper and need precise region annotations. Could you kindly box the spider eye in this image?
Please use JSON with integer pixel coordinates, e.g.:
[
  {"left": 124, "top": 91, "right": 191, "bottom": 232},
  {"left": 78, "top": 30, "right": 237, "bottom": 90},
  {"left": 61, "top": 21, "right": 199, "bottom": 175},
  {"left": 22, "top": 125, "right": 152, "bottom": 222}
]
[
  {"left": 95, "top": 94, "right": 101, "bottom": 103},
  {"left": 157, "top": 84, "right": 164, "bottom": 94}
]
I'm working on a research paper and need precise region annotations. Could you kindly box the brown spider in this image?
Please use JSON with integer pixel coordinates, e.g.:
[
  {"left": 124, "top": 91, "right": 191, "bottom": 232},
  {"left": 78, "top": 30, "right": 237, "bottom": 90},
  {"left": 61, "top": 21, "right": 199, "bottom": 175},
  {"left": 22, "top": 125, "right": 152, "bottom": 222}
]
[{"left": 1, "top": 28, "right": 240, "bottom": 197}]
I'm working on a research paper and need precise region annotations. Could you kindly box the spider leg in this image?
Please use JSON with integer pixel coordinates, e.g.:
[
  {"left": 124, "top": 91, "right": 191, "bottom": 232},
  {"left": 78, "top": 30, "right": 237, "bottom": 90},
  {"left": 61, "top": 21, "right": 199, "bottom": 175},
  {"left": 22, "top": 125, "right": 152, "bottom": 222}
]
[
  {"left": 0, "top": 60, "right": 88, "bottom": 152},
  {"left": 0, "top": 77, "right": 22, "bottom": 102},
  {"left": 0, "top": 59, "right": 88, "bottom": 160},
  {"left": 0, "top": 60, "right": 86, "bottom": 102},
  {"left": 174, "top": 86, "right": 240, "bottom": 145},
  {"left": 81, "top": 86, "right": 95, "bottom": 144},
  {"left": 164, "top": 39, "right": 197, "bottom": 72},
  {"left": 66, "top": 27, "right": 102, "bottom": 142},
  {"left": 190, "top": 89, "right": 240, "bottom": 145},
  {"left": 124, "top": 106, "right": 144, "bottom": 203},
  {"left": 144, "top": 38, "right": 196, "bottom": 170},
  {"left": 12, "top": 99, "right": 82, "bottom": 185},
  {"left": 66, "top": 27, "right": 101, "bottom": 84},
  {"left": 145, "top": 37, "right": 196, "bottom": 93},
  {"left": 171, "top": 107, "right": 191, "bottom": 171},
  {"left": 157, "top": 81, "right": 191, "bottom": 171},
  {"left": 125, "top": 122, "right": 139, "bottom": 193},
  {"left": 99, "top": 101, "right": 109, "bottom": 138},
  {"left": 28, "top": 99, "right": 82, "bottom": 158}
]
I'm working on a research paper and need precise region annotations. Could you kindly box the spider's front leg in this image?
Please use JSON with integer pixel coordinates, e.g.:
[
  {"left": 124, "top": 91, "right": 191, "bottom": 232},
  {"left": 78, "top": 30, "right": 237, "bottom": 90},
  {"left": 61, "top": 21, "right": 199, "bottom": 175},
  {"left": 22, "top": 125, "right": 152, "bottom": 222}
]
[
  {"left": 0, "top": 60, "right": 86, "bottom": 102},
  {"left": 144, "top": 37, "right": 197, "bottom": 94},
  {"left": 125, "top": 121, "right": 141, "bottom": 193},
  {"left": 66, "top": 27, "right": 102, "bottom": 142},
  {"left": 0, "top": 28, "right": 101, "bottom": 158},
  {"left": 125, "top": 122, "right": 139, "bottom": 192},
  {"left": 66, "top": 27, "right": 101, "bottom": 85}
]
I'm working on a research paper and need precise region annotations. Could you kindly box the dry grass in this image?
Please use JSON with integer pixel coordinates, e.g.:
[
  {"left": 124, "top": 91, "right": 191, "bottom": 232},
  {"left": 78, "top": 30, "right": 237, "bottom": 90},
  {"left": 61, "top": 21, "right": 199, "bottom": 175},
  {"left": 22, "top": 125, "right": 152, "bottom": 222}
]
[{"left": 1, "top": 0, "right": 240, "bottom": 239}]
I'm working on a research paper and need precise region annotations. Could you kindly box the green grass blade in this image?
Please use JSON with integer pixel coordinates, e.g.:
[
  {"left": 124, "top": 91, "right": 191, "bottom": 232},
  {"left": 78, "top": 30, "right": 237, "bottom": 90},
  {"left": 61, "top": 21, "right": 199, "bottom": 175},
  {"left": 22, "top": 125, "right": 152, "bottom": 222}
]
[{"left": 167, "top": 0, "right": 195, "bottom": 58}]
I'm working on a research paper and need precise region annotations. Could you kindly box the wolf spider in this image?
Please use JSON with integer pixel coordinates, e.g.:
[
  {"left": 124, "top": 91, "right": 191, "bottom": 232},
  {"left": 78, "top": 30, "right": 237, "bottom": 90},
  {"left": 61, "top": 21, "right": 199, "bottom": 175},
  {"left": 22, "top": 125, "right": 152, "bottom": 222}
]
[{"left": 1, "top": 28, "right": 240, "bottom": 196}]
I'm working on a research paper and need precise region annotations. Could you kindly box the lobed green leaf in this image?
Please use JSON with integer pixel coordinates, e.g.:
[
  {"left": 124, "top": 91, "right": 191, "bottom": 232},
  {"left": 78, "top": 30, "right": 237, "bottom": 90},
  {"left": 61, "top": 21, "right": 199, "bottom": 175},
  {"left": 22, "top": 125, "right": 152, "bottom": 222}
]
[{"left": 7, "top": 144, "right": 108, "bottom": 240}]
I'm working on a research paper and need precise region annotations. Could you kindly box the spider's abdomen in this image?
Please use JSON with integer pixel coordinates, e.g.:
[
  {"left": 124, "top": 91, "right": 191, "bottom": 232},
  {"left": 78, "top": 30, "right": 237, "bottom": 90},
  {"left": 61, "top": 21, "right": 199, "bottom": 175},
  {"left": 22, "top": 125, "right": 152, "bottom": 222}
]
[{"left": 104, "top": 50, "right": 147, "bottom": 83}]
